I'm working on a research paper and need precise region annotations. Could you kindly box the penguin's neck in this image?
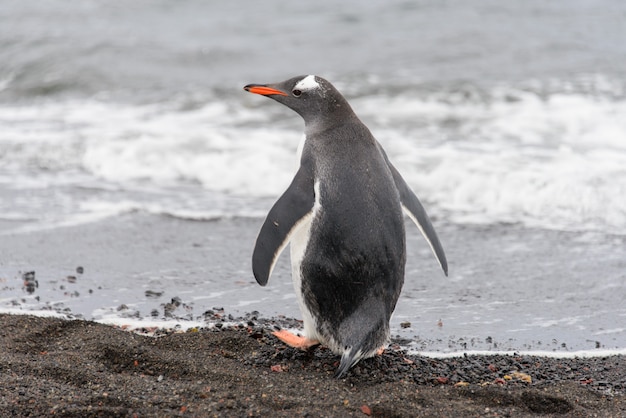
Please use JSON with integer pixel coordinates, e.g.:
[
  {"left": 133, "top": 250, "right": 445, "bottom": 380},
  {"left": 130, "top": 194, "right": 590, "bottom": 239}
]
[
  {"left": 302, "top": 95, "right": 358, "bottom": 136},
  {"left": 304, "top": 110, "right": 359, "bottom": 137}
]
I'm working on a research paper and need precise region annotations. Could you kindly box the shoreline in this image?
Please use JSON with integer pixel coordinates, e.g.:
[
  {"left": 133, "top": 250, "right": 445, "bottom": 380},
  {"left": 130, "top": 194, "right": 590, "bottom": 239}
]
[
  {"left": 3, "top": 307, "right": 626, "bottom": 360},
  {"left": 2, "top": 214, "right": 625, "bottom": 355},
  {"left": 1, "top": 313, "right": 624, "bottom": 416}
]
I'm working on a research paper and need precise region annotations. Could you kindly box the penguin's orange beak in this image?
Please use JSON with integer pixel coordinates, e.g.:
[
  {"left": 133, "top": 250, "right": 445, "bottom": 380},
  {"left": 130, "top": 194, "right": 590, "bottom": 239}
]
[{"left": 244, "top": 84, "right": 288, "bottom": 96}]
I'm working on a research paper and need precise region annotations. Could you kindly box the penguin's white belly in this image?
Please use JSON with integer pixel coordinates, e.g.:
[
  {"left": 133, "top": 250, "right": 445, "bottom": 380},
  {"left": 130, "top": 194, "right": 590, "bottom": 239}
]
[
  {"left": 288, "top": 179, "right": 324, "bottom": 343},
  {"left": 289, "top": 217, "right": 320, "bottom": 341}
]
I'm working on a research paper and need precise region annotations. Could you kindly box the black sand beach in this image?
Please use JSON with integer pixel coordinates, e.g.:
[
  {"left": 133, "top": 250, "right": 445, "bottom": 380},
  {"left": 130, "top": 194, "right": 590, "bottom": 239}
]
[
  {"left": 2, "top": 215, "right": 625, "bottom": 417},
  {"left": 1, "top": 314, "right": 624, "bottom": 417}
]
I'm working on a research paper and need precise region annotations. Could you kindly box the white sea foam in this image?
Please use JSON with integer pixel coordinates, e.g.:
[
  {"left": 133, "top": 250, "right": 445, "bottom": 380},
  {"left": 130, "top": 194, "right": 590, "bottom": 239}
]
[
  {"left": 355, "top": 83, "right": 626, "bottom": 233},
  {"left": 412, "top": 348, "right": 626, "bottom": 359},
  {"left": 1, "top": 76, "right": 625, "bottom": 234},
  {"left": 95, "top": 315, "right": 206, "bottom": 332},
  {"left": 0, "top": 308, "right": 70, "bottom": 318}
]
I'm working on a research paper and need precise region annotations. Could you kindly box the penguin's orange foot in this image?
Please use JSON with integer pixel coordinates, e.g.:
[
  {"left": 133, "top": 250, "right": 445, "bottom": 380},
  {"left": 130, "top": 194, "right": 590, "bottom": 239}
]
[
  {"left": 272, "top": 330, "right": 319, "bottom": 350},
  {"left": 376, "top": 347, "right": 385, "bottom": 356}
]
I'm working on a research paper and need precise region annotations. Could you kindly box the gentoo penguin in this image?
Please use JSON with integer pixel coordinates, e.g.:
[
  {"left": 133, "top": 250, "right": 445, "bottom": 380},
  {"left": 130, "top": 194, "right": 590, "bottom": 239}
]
[{"left": 244, "top": 75, "right": 447, "bottom": 378}]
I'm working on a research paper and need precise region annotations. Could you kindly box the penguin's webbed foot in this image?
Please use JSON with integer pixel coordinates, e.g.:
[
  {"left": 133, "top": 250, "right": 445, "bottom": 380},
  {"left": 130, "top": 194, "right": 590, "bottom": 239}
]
[{"left": 272, "top": 329, "right": 319, "bottom": 350}]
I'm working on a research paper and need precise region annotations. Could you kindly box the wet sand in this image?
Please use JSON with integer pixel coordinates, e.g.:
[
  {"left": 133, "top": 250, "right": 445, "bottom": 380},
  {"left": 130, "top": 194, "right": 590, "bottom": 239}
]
[
  {"left": 1, "top": 314, "right": 624, "bottom": 417},
  {"left": 2, "top": 214, "right": 625, "bottom": 354}
]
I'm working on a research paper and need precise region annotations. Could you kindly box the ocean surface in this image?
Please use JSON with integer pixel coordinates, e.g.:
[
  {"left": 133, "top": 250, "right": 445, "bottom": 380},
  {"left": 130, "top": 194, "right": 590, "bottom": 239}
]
[{"left": 1, "top": 1, "right": 625, "bottom": 354}]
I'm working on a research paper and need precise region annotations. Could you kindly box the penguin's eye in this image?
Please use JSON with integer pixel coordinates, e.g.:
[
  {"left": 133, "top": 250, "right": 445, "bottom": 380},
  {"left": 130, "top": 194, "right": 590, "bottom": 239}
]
[{"left": 292, "top": 89, "right": 302, "bottom": 97}]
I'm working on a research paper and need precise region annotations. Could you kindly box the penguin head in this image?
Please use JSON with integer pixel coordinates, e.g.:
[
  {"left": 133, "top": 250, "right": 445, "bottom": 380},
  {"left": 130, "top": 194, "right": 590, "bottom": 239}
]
[{"left": 244, "top": 75, "right": 355, "bottom": 127}]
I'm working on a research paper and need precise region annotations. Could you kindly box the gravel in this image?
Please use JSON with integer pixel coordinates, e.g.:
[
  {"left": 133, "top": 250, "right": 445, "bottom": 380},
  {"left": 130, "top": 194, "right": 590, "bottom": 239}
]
[{"left": 1, "top": 314, "right": 624, "bottom": 417}]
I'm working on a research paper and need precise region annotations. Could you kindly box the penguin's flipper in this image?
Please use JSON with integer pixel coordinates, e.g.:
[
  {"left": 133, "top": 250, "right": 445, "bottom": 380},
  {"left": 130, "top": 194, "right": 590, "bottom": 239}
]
[
  {"left": 252, "top": 164, "right": 315, "bottom": 286},
  {"left": 388, "top": 163, "right": 448, "bottom": 276}
]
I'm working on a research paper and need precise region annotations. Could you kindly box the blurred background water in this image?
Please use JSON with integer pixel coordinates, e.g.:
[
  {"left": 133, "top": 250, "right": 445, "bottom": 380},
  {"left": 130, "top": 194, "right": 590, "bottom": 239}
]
[
  {"left": 2, "top": 0, "right": 626, "bottom": 233},
  {"left": 1, "top": 0, "right": 625, "bottom": 353}
]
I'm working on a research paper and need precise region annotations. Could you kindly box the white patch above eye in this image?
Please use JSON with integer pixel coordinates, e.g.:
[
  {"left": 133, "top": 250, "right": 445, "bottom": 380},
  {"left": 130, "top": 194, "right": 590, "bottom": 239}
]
[{"left": 294, "top": 75, "right": 320, "bottom": 91}]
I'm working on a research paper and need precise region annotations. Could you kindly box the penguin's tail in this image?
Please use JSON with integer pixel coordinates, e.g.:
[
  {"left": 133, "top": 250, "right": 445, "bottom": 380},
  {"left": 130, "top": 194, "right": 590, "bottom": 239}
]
[{"left": 334, "top": 347, "right": 365, "bottom": 379}]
